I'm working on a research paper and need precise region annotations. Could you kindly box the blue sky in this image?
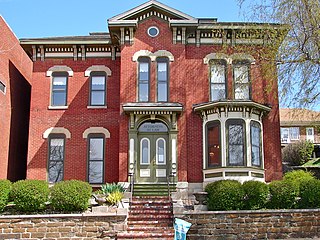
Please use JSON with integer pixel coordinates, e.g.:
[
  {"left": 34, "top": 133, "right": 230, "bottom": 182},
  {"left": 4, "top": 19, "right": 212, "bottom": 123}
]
[{"left": 0, "top": 0, "right": 242, "bottom": 38}]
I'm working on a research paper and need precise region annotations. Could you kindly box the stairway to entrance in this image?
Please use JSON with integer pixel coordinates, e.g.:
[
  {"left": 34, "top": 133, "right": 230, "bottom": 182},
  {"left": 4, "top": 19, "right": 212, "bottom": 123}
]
[
  {"left": 117, "top": 195, "right": 174, "bottom": 240},
  {"left": 132, "top": 183, "right": 176, "bottom": 196}
]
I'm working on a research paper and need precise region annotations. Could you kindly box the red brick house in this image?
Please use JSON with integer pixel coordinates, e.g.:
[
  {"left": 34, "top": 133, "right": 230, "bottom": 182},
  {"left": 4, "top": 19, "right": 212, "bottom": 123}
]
[
  {"left": 2, "top": 1, "right": 286, "bottom": 193},
  {"left": 0, "top": 16, "right": 33, "bottom": 181}
]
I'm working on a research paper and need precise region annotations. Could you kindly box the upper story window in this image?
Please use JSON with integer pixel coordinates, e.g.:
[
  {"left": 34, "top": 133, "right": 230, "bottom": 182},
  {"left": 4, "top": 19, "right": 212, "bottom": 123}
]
[
  {"left": 210, "top": 60, "right": 227, "bottom": 101},
  {"left": 226, "top": 119, "right": 246, "bottom": 166},
  {"left": 90, "top": 72, "right": 106, "bottom": 106},
  {"left": 148, "top": 26, "right": 160, "bottom": 37},
  {"left": 0, "top": 81, "right": 6, "bottom": 94},
  {"left": 157, "top": 58, "right": 169, "bottom": 102},
  {"left": 207, "top": 121, "right": 221, "bottom": 168},
  {"left": 233, "top": 62, "right": 250, "bottom": 100},
  {"left": 280, "top": 127, "right": 300, "bottom": 143},
  {"left": 138, "top": 57, "right": 150, "bottom": 102},
  {"left": 51, "top": 72, "right": 68, "bottom": 106},
  {"left": 251, "top": 121, "right": 262, "bottom": 167},
  {"left": 88, "top": 134, "right": 105, "bottom": 184},
  {"left": 48, "top": 134, "right": 65, "bottom": 183}
]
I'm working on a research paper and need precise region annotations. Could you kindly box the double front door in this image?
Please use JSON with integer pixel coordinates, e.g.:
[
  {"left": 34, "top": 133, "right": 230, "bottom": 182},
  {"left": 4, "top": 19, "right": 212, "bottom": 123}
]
[{"left": 137, "top": 134, "right": 169, "bottom": 183}]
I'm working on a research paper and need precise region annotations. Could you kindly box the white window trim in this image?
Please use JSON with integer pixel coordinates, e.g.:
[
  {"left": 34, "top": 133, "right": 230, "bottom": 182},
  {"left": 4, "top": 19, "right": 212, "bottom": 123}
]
[
  {"left": 140, "top": 138, "right": 150, "bottom": 165},
  {"left": 156, "top": 138, "right": 166, "bottom": 165},
  {"left": 83, "top": 127, "right": 110, "bottom": 139},
  {"left": 43, "top": 127, "right": 71, "bottom": 139},
  {"left": 84, "top": 65, "right": 112, "bottom": 77}
]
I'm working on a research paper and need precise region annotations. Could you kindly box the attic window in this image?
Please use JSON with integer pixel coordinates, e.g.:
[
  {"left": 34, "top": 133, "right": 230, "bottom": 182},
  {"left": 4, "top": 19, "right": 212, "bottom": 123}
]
[
  {"left": 0, "top": 81, "right": 6, "bottom": 94},
  {"left": 148, "top": 26, "right": 159, "bottom": 37}
]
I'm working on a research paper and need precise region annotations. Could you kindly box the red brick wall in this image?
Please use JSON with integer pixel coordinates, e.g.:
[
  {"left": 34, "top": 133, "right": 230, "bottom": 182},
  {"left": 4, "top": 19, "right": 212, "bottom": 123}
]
[
  {"left": 27, "top": 58, "right": 120, "bottom": 183},
  {"left": 118, "top": 17, "right": 282, "bottom": 183},
  {"left": 0, "top": 16, "right": 33, "bottom": 180}
]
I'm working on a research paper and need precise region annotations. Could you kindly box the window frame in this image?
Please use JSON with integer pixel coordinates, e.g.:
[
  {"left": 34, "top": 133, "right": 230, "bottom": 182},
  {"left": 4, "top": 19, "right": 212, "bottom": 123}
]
[
  {"left": 87, "top": 133, "right": 105, "bottom": 184},
  {"left": 156, "top": 138, "right": 166, "bottom": 165},
  {"left": 51, "top": 72, "right": 68, "bottom": 107},
  {"left": 206, "top": 121, "right": 221, "bottom": 168},
  {"left": 226, "top": 119, "right": 246, "bottom": 166},
  {"left": 140, "top": 137, "right": 151, "bottom": 165},
  {"left": 89, "top": 71, "right": 107, "bottom": 106},
  {"left": 250, "top": 121, "right": 262, "bottom": 167},
  {"left": 138, "top": 57, "right": 151, "bottom": 102},
  {"left": 233, "top": 61, "right": 251, "bottom": 100},
  {"left": 209, "top": 60, "right": 227, "bottom": 101},
  {"left": 47, "top": 134, "right": 66, "bottom": 183},
  {"left": 290, "top": 127, "right": 300, "bottom": 140},
  {"left": 156, "top": 57, "right": 169, "bottom": 102}
]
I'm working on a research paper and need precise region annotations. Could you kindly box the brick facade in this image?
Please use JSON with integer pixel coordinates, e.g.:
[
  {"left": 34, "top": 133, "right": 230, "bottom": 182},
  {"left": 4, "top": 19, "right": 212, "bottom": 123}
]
[
  {"left": 0, "top": 16, "right": 33, "bottom": 181},
  {"left": 0, "top": 1, "right": 285, "bottom": 187}
]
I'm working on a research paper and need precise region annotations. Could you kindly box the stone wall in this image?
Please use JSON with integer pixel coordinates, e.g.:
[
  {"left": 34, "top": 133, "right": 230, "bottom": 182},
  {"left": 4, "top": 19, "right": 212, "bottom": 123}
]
[
  {"left": 0, "top": 213, "right": 126, "bottom": 240},
  {"left": 176, "top": 209, "right": 320, "bottom": 239}
]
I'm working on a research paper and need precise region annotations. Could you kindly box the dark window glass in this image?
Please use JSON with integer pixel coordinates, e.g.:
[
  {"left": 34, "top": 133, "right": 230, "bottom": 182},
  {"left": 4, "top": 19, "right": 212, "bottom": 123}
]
[
  {"left": 88, "top": 135, "right": 104, "bottom": 184},
  {"left": 0, "top": 81, "right": 5, "bottom": 93},
  {"left": 90, "top": 73, "right": 106, "bottom": 106},
  {"left": 138, "top": 58, "right": 150, "bottom": 102},
  {"left": 227, "top": 120, "right": 245, "bottom": 166},
  {"left": 157, "top": 58, "right": 168, "bottom": 102},
  {"left": 48, "top": 136, "right": 65, "bottom": 183},
  {"left": 210, "top": 62, "right": 226, "bottom": 101},
  {"left": 207, "top": 121, "right": 221, "bottom": 167},
  {"left": 251, "top": 121, "right": 262, "bottom": 167},
  {"left": 52, "top": 73, "right": 68, "bottom": 106},
  {"left": 234, "top": 63, "right": 250, "bottom": 100},
  {"left": 141, "top": 138, "right": 150, "bottom": 164}
]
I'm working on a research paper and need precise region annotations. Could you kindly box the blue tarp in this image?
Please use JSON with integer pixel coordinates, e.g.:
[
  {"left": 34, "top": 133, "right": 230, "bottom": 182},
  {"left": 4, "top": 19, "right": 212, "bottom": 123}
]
[{"left": 174, "top": 218, "right": 192, "bottom": 240}]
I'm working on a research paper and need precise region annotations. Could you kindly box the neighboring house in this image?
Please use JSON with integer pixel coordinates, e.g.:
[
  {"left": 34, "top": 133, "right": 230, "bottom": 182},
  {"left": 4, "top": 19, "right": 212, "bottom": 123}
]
[
  {"left": 280, "top": 108, "right": 320, "bottom": 158},
  {"left": 0, "top": 1, "right": 287, "bottom": 193},
  {"left": 0, "top": 16, "right": 33, "bottom": 181}
]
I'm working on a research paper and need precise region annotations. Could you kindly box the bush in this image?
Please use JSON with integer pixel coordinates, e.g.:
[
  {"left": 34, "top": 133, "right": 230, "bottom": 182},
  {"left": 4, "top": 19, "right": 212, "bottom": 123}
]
[
  {"left": 0, "top": 180, "right": 11, "bottom": 212},
  {"left": 283, "top": 170, "right": 315, "bottom": 194},
  {"left": 10, "top": 180, "right": 49, "bottom": 212},
  {"left": 101, "top": 183, "right": 125, "bottom": 195},
  {"left": 299, "top": 179, "right": 320, "bottom": 208},
  {"left": 268, "top": 180, "right": 298, "bottom": 209},
  {"left": 282, "top": 140, "right": 314, "bottom": 166},
  {"left": 50, "top": 180, "right": 92, "bottom": 212},
  {"left": 242, "top": 181, "right": 269, "bottom": 210},
  {"left": 106, "top": 191, "right": 124, "bottom": 206},
  {"left": 205, "top": 180, "right": 244, "bottom": 211}
]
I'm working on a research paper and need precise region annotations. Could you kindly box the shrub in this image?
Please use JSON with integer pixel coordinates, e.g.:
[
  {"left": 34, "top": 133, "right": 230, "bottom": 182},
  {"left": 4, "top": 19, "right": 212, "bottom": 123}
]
[
  {"left": 299, "top": 179, "right": 320, "bottom": 208},
  {"left": 283, "top": 170, "right": 315, "bottom": 194},
  {"left": 0, "top": 180, "right": 11, "bottom": 212},
  {"left": 242, "top": 181, "right": 269, "bottom": 210},
  {"left": 282, "top": 140, "right": 314, "bottom": 166},
  {"left": 50, "top": 180, "right": 92, "bottom": 212},
  {"left": 106, "top": 191, "right": 124, "bottom": 206},
  {"left": 205, "top": 180, "right": 244, "bottom": 211},
  {"left": 101, "top": 182, "right": 125, "bottom": 195},
  {"left": 267, "top": 180, "right": 298, "bottom": 209},
  {"left": 10, "top": 180, "right": 49, "bottom": 212}
]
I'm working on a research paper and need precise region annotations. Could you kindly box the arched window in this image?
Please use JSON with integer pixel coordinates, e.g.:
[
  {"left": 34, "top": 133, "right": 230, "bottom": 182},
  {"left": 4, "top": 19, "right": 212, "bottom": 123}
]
[
  {"left": 48, "top": 134, "right": 65, "bottom": 183},
  {"left": 251, "top": 121, "right": 262, "bottom": 167},
  {"left": 226, "top": 119, "right": 246, "bottom": 166},
  {"left": 140, "top": 138, "right": 150, "bottom": 164},
  {"left": 156, "top": 138, "right": 166, "bottom": 165},
  {"left": 51, "top": 72, "right": 68, "bottom": 106},
  {"left": 90, "top": 72, "right": 107, "bottom": 106},
  {"left": 210, "top": 60, "right": 227, "bottom": 101},
  {"left": 138, "top": 57, "right": 151, "bottom": 102},
  {"left": 233, "top": 61, "right": 251, "bottom": 100},
  {"left": 156, "top": 58, "right": 169, "bottom": 102},
  {"left": 88, "top": 134, "right": 105, "bottom": 184},
  {"left": 206, "top": 121, "right": 221, "bottom": 167}
]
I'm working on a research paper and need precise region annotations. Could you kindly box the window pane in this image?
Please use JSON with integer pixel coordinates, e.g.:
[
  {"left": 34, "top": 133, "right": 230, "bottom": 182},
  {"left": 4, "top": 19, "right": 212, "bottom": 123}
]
[
  {"left": 207, "top": 123, "right": 221, "bottom": 167},
  {"left": 211, "top": 65, "right": 225, "bottom": 83},
  {"left": 157, "top": 139, "right": 166, "bottom": 164},
  {"left": 52, "top": 92, "right": 66, "bottom": 106},
  {"left": 211, "top": 84, "right": 226, "bottom": 101},
  {"left": 234, "top": 65, "right": 249, "bottom": 83},
  {"left": 139, "top": 83, "right": 149, "bottom": 102},
  {"left": 49, "top": 139, "right": 64, "bottom": 161},
  {"left": 228, "top": 122, "right": 245, "bottom": 166},
  {"left": 139, "top": 62, "right": 149, "bottom": 80},
  {"left": 158, "top": 83, "right": 167, "bottom": 102},
  {"left": 235, "top": 85, "right": 249, "bottom": 99},
  {"left": 91, "top": 91, "right": 105, "bottom": 105},
  {"left": 89, "top": 161, "right": 103, "bottom": 183},
  {"left": 53, "top": 76, "right": 67, "bottom": 86},
  {"left": 290, "top": 127, "right": 300, "bottom": 140},
  {"left": 48, "top": 161, "right": 64, "bottom": 183},
  {"left": 92, "top": 76, "right": 105, "bottom": 90},
  {"left": 158, "top": 62, "right": 167, "bottom": 81},
  {"left": 251, "top": 122, "right": 261, "bottom": 167},
  {"left": 141, "top": 139, "right": 149, "bottom": 164},
  {"left": 89, "top": 138, "right": 104, "bottom": 160}
]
